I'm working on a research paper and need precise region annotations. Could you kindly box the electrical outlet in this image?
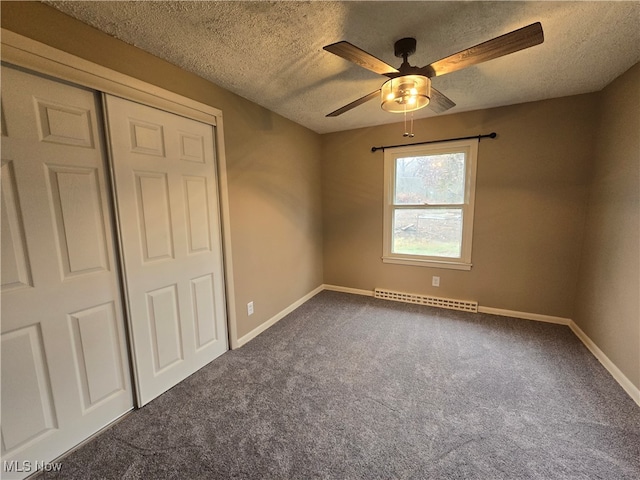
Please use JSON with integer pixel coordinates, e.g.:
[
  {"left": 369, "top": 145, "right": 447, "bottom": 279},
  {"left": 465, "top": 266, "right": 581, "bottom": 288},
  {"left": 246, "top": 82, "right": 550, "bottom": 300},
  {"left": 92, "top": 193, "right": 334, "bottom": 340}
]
[
  {"left": 432, "top": 276, "right": 440, "bottom": 287},
  {"left": 247, "top": 301, "right": 254, "bottom": 316}
]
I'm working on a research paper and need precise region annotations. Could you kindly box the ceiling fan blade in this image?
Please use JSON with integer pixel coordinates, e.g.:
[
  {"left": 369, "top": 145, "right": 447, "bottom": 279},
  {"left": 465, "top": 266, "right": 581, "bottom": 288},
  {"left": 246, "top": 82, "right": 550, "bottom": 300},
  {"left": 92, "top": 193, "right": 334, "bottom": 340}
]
[
  {"left": 419, "top": 22, "right": 544, "bottom": 77},
  {"left": 324, "top": 41, "right": 399, "bottom": 75},
  {"left": 326, "top": 89, "right": 381, "bottom": 117},
  {"left": 429, "top": 87, "right": 456, "bottom": 114}
]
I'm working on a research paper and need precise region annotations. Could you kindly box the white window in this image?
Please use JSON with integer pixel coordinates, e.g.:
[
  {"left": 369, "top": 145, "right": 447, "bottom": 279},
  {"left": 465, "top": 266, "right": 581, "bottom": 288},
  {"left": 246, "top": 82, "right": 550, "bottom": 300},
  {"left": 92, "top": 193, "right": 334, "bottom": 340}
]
[{"left": 383, "top": 138, "right": 479, "bottom": 270}]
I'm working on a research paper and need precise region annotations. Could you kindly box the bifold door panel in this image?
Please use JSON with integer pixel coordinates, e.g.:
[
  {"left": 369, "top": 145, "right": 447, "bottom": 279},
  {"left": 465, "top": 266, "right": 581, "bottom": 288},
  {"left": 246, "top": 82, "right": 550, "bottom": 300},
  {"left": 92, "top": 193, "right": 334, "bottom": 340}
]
[
  {"left": 1, "top": 66, "right": 133, "bottom": 479},
  {"left": 104, "top": 95, "right": 228, "bottom": 406},
  {"left": 1, "top": 68, "right": 228, "bottom": 479}
]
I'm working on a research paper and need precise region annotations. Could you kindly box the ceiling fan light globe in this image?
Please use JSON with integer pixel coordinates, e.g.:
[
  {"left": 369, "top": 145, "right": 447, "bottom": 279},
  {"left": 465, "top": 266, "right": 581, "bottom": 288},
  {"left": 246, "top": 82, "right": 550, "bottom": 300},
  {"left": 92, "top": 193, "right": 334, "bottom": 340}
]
[{"left": 381, "top": 75, "right": 431, "bottom": 113}]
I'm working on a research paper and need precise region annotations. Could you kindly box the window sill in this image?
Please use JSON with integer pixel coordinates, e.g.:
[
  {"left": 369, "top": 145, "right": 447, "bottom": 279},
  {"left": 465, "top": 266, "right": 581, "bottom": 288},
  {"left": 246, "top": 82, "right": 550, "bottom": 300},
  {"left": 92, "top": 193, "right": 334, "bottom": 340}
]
[{"left": 382, "top": 256, "right": 472, "bottom": 271}]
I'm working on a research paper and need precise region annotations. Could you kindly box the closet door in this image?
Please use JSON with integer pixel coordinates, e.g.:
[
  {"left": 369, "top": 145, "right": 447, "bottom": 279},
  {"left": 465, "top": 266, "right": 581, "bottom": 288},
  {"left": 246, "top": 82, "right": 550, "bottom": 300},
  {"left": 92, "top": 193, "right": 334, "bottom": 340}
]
[
  {"left": 1, "top": 66, "right": 133, "bottom": 479},
  {"left": 104, "top": 95, "right": 228, "bottom": 406}
]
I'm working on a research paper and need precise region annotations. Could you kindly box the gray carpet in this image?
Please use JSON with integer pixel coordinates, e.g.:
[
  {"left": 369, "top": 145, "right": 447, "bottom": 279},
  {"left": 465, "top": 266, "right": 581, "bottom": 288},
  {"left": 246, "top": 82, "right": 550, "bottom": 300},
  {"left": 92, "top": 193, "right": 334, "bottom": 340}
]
[{"left": 37, "top": 291, "right": 639, "bottom": 479}]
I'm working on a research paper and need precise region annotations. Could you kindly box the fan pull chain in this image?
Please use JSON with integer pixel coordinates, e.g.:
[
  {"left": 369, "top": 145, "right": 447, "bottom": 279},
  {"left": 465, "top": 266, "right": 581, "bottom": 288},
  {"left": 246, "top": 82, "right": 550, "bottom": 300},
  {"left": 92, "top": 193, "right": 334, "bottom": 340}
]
[
  {"left": 410, "top": 112, "right": 414, "bottom": 138},
  {"left": 403, "top": 108, "right": 415, "bottom": 138}
]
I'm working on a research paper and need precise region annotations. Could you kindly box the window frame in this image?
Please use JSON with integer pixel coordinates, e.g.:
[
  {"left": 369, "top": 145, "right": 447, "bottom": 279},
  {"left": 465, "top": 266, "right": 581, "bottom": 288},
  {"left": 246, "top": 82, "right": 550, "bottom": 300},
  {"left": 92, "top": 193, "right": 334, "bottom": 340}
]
[{"left": 382, "top": 138, "right": 479, "bottom": 270}]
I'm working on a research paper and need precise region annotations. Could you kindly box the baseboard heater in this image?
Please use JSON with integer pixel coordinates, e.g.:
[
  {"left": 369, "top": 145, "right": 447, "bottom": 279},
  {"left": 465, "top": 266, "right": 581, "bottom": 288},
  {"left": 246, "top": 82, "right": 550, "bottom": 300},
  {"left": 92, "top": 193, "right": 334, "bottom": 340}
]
[{"left": 374, "top": 288, "right": 478, "bottom": 313}]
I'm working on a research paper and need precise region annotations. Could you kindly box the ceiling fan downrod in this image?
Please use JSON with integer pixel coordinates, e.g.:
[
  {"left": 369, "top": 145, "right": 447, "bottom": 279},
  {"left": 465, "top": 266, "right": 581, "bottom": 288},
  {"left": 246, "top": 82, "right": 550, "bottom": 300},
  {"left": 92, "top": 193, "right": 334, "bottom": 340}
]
[{"left": 394, "top": 37, "right": 417, "bottom": 71}]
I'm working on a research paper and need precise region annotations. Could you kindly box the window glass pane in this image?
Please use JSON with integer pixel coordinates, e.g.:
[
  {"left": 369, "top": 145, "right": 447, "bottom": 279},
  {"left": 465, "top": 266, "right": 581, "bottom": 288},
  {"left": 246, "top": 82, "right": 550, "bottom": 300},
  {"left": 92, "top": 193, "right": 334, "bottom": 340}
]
[
  {"left": 392, "top": 208, "right": 462, "bottom": 258},
  {"left": 394, "top": 153, "right": 465, "bottom": 205}
]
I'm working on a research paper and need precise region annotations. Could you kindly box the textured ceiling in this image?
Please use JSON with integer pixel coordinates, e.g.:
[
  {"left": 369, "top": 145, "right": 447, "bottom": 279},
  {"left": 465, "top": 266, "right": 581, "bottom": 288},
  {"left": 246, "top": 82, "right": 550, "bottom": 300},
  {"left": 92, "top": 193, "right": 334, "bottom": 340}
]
[{"left": 45, "top": 1, "right": 640, "bottom": 134}]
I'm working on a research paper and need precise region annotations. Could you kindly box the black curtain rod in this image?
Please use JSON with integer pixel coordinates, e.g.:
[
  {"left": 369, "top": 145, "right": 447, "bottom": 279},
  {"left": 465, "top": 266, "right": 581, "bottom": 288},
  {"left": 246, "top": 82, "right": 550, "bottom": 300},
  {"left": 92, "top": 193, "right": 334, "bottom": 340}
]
[{"left": 371, "top": 132, "right": 497, "bottom": 152}]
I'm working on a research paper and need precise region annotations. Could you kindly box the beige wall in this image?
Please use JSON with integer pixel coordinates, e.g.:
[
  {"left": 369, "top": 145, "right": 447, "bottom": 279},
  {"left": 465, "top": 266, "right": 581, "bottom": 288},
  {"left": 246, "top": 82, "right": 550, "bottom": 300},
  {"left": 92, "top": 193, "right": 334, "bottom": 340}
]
[
  {"left": 322, "top": 95, "right": 597, "bottom": 318},
  {"left": 573, "top": 63, "right": 640, "bottom": 389},
  {"left": 1, "top": 2, "right": 324, "bottom": 341}
]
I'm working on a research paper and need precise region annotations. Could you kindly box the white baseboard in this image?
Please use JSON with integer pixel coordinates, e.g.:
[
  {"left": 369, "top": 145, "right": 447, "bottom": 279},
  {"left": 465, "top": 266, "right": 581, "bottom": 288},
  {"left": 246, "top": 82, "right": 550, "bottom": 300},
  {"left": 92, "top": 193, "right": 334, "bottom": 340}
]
[
  {"left": 568, "top": 321, "right": 640, "bottom": 407},
  {"left": 322, "top": 284, "right": 374, "bottom": 296},
  {"left": 478, "top": 306, "right": 572, "bottom": 325},
  {"left": 478, "top": 305, "right": 639, "bottom": 406},
  {"left": 234, "top": 285, "right": 324, "bottom": 348}
]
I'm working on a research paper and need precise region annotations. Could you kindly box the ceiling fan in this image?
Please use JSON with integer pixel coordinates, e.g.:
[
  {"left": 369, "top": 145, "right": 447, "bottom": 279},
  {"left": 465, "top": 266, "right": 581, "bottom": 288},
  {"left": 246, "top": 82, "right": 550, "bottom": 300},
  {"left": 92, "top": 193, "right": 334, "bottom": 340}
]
[{"left": 323, "top": 22, "right": 544, "bottom": 117}]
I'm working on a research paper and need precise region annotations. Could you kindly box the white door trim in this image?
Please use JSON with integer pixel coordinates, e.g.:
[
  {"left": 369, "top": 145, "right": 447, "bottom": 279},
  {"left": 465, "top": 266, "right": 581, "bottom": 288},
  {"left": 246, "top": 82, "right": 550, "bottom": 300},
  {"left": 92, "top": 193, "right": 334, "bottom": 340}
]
[
  {"left": 1, "top": 28, "right": 240, "bottom": 363},
  {"left": 1, "top": 29, "right": 220, "bottom": 124}
]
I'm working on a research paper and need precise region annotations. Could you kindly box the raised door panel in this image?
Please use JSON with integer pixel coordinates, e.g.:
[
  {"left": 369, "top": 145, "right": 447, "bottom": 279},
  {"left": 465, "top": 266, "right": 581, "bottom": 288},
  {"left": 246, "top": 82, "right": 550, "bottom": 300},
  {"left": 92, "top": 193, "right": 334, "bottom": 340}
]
[
  {"left": 146, "top": 285, "right": 184, "bottom": 372},
  {"left": 34, "top": 98, "right": 95, "bottom": 148},
  {"left": 129, "top": 119, "right": 165, "bottom": 157},
  {"left": 68, "top": 303, "right": 127, "bottom": 411},
  {"left": 184, "top": 176, "right": 212, "bottom": 254},
  {"left": 46, "top": 165, "right": 109, "bottom": 277},
  {"left": 1, "top": 161, "right": 33, "bottom": 292},
  {"left": 1, "top": 325, "right": 57, "bottom": 454},
  {"left": 134, "top": 172, "right": 174, "bottom": 263},
  {"left": 179, "top": 132, "right": 205, "bottom": 163},
  {"left": 191, "top": 274, "right": 218, "bottom": 349}
]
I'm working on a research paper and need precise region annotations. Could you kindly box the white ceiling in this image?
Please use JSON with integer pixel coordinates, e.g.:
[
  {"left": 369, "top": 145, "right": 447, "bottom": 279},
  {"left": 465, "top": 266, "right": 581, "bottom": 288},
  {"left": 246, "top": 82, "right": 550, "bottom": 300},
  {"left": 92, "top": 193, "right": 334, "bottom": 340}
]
[{"left": 45, "top": 1, "right": 640, "bottom": 134}]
